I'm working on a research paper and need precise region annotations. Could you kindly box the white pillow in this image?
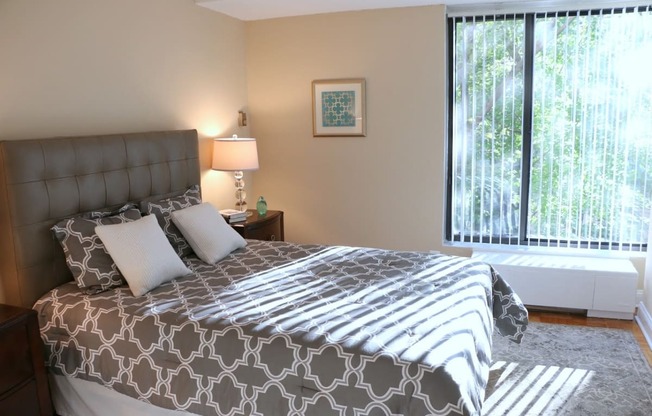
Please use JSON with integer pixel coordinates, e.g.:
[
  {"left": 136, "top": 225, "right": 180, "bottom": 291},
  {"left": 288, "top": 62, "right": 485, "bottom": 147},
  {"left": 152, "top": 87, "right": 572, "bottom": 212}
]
[
  {"left": 171, "top": 202, "right": 247, "bottom": 264},
  {"left": 95, "top": 214, "right": 192, "bottom": 296}
]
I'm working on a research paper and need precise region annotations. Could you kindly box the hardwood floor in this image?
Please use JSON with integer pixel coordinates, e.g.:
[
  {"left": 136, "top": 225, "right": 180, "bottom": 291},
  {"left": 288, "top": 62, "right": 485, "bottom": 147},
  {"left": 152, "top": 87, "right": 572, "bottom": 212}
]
[{"left": 528, "top": 308, "right": 652, "bottom": 367}]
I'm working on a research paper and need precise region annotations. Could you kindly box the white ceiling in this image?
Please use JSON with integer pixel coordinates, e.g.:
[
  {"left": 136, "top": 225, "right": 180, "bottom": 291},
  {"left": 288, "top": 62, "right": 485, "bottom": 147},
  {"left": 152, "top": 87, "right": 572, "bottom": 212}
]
[
  {"left": 194, "top": 0, "right": 526, "bottom": 21},
  {"left": 196, "top": 1, "right": 647, "bottom": 21}
]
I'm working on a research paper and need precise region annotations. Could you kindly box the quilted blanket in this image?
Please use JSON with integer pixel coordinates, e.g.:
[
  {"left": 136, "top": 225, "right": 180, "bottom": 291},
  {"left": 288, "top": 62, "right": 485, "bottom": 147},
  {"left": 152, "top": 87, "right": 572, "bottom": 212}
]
[{"left": 34, "top": 240, "right": 528, "bottom": 415}]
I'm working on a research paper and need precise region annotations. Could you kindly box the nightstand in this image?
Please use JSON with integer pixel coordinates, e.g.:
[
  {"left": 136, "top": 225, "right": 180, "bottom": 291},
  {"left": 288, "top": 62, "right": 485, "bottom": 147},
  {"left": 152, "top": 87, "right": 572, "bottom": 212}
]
[
  {"left": 0, "top": 304, "right": 53, "bottom": 416},
  {"left": 231, "top": 210, "right": 284, "bottom": 241}
]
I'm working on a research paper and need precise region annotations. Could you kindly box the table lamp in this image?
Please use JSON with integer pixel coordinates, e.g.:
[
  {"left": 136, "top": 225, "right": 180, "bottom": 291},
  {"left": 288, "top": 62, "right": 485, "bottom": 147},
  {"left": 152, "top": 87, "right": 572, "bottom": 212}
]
[{"left": 212, "top": 135, "right": 259, "bottom": 213}]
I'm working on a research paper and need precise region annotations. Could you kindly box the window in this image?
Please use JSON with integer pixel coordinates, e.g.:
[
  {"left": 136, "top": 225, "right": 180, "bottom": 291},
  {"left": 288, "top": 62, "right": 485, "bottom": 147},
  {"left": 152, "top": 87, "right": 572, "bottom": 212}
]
[{"left": 447, "top": 6, "right": 652, "bottom": 251}]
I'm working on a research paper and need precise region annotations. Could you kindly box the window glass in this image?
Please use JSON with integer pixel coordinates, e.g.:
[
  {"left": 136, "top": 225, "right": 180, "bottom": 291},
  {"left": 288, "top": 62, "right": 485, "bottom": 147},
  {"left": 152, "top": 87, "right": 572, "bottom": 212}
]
[{"left": 448, "top": 7, "right": 652, "bottom": 250}]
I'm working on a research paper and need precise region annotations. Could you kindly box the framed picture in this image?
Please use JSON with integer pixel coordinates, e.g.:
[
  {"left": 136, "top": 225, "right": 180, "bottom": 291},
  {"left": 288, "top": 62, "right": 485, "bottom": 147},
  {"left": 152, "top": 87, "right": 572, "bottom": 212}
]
[{"left": 312, "top": 78, "right": 366, "bottom": 137}]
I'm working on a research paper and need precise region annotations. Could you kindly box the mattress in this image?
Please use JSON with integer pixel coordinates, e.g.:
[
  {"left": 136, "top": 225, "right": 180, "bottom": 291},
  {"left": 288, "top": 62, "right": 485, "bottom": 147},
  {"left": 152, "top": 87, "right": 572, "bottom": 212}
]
[{"left": 34, "top": 240, "right": 528, "bottom": 415}]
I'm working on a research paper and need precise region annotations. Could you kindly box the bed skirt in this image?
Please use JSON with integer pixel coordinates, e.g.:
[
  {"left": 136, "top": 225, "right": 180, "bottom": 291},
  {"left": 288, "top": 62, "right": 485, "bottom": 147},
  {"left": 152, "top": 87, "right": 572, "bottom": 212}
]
[{"left": 50, "top": 374, "right": 199, "bottom": 416}]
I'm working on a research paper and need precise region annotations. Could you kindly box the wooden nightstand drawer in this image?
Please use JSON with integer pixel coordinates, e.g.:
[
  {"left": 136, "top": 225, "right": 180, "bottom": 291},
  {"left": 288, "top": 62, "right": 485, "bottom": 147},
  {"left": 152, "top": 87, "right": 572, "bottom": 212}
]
[
  {"left": 231, "top": 210, "right": 285, "bottom": 242},
  {"left": 0, "top": 324, "right": 33, "bottom": 393},
  {"left": 244, "top": 216, "right": 282, "bottom": 241},
  {"left": 0, "top": 379, "right": 41, "bottom": 415},
  {"left": 0, "top": 304, "right": 53, "bottom": 416}
]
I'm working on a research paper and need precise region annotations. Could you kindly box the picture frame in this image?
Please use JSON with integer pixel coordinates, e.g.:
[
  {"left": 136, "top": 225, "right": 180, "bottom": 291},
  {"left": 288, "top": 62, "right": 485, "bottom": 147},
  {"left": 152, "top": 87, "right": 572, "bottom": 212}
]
[{"left": 312, "top": 78, "right": 366, "bottom": 137}]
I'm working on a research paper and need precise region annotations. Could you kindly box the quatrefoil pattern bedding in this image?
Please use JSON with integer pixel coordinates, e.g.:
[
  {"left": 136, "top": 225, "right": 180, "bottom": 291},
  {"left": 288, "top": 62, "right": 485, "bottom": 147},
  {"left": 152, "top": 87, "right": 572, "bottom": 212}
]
[
  {"left": 51, "top": 204, "right": 142, "bottom": 294},
  {"left": 34, "top": 240, "right": 528, "bottom": 416},
  {"left": 141, "top": 184, "right": 202, "bottom": 257}
]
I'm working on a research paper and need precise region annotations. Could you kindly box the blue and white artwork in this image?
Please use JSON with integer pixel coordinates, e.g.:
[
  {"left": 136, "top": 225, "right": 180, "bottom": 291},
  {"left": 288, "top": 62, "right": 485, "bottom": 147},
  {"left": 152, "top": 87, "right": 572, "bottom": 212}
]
[
  {"left": 312, "top": 79, "right": 365, "bottom": 136},
  {"left": 321, "top": 91, "right": 356, "bottom": 127}
]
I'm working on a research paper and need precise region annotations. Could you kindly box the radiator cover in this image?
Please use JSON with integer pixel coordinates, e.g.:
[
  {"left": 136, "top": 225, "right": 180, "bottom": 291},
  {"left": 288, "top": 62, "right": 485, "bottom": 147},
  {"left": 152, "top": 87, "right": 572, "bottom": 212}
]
[{"left": 472, "top": 251, "right": 638, "bottom": 320}]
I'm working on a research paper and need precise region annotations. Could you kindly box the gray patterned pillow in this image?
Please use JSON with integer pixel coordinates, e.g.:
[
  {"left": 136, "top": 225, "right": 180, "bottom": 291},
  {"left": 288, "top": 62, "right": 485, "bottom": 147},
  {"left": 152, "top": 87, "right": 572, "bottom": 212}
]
[
  {"left": 141, "top": 185, "right": 201, "bottom": 257},
  {"left": 52, "top": 204, "right": 142, "bottom": 294}
]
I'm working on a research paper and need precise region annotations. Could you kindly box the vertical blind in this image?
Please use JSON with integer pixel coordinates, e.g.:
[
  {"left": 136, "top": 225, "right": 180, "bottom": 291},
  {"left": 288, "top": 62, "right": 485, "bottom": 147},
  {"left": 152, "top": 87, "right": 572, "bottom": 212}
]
[{"left": 448, "top": 6, "right": 652, "bottom": 251}]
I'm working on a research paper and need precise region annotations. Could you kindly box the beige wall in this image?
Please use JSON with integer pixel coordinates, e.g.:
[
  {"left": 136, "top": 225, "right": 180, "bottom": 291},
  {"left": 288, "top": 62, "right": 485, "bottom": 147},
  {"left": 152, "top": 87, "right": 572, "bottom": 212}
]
[
  {"left": 0, "top": 0, "right": 249, "bottom": 302},
  {"left": 246, "top": 6, "right": 464, "bottom": 254}
]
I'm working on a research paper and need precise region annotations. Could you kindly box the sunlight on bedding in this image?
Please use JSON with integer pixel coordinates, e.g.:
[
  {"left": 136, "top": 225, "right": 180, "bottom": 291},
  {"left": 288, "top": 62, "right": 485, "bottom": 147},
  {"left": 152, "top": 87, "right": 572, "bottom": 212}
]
[{"left": 35, "top": 240, "right": 528, "bottom": 415}]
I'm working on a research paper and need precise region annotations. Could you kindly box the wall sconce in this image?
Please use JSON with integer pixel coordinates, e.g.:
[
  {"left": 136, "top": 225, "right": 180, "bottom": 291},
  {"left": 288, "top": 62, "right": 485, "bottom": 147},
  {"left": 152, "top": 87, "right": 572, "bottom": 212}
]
[{"left": 212, "top": 135, "right": 259, "bottom": 213}]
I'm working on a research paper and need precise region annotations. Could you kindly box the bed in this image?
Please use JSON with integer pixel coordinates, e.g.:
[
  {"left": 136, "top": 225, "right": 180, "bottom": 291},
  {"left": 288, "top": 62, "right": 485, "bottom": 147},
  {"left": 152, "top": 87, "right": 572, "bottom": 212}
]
[{"left": 0, "top": 129, "right": 528, "bottom": 416}]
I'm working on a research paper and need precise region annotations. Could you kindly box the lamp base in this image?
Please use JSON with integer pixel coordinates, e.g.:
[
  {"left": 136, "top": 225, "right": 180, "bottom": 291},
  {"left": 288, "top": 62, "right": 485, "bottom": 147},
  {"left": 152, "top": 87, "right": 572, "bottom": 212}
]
[
  {"left": 233, "top": 171, "right": 252, "bottom": 217},
  {"left": 235, "top": 202, "right": 251, "bottom": 214}
]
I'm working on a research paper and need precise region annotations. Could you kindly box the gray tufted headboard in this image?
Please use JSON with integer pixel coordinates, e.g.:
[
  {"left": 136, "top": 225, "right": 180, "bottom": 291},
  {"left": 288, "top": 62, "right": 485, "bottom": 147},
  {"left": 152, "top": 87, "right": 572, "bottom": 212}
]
[{"left": 0, "top": 130, "right": 200, "bottom": 308}]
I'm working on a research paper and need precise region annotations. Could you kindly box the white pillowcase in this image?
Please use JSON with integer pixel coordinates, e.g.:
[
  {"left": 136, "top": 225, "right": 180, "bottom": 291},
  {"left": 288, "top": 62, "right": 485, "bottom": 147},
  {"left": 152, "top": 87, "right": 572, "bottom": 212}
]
[
  {"left": 95, "top": 214, "right": 192, "bottom": 296},
  {"left": 171, "top": 202, "right": 247, "bottom": 264}
]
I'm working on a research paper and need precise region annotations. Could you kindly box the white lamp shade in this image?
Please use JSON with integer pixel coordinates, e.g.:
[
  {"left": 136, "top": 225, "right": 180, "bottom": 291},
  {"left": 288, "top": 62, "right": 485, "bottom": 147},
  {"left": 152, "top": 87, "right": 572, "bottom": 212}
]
[{"left": 212, "top": 137, "right": 259, "bottom": 171}]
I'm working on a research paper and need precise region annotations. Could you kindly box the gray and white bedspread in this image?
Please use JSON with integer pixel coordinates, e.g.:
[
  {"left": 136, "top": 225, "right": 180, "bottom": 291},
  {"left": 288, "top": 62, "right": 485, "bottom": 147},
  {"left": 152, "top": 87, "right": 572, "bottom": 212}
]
[{"left": 34, "top": 240, "right": 528, "bottom": 416}]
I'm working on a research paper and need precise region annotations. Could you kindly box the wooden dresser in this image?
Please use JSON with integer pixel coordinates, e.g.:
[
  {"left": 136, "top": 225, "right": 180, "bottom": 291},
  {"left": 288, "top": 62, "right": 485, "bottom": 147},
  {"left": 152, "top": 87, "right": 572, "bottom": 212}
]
[{"left": 0, "top": 304, "right": 53, "bottom": 416}]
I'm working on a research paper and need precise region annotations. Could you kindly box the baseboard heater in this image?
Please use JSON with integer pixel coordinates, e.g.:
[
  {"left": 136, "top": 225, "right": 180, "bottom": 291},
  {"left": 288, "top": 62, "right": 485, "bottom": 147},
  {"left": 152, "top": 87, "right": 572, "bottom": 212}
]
[{"left": 472, "top": 251, "right": 638, "bottom": 320}]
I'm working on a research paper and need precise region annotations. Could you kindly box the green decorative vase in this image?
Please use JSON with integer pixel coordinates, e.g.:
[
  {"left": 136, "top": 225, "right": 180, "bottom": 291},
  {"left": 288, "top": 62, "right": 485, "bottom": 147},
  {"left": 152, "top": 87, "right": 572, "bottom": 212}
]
[{"left": 256, "top": 196, "right": 268, "bottom": 216}]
